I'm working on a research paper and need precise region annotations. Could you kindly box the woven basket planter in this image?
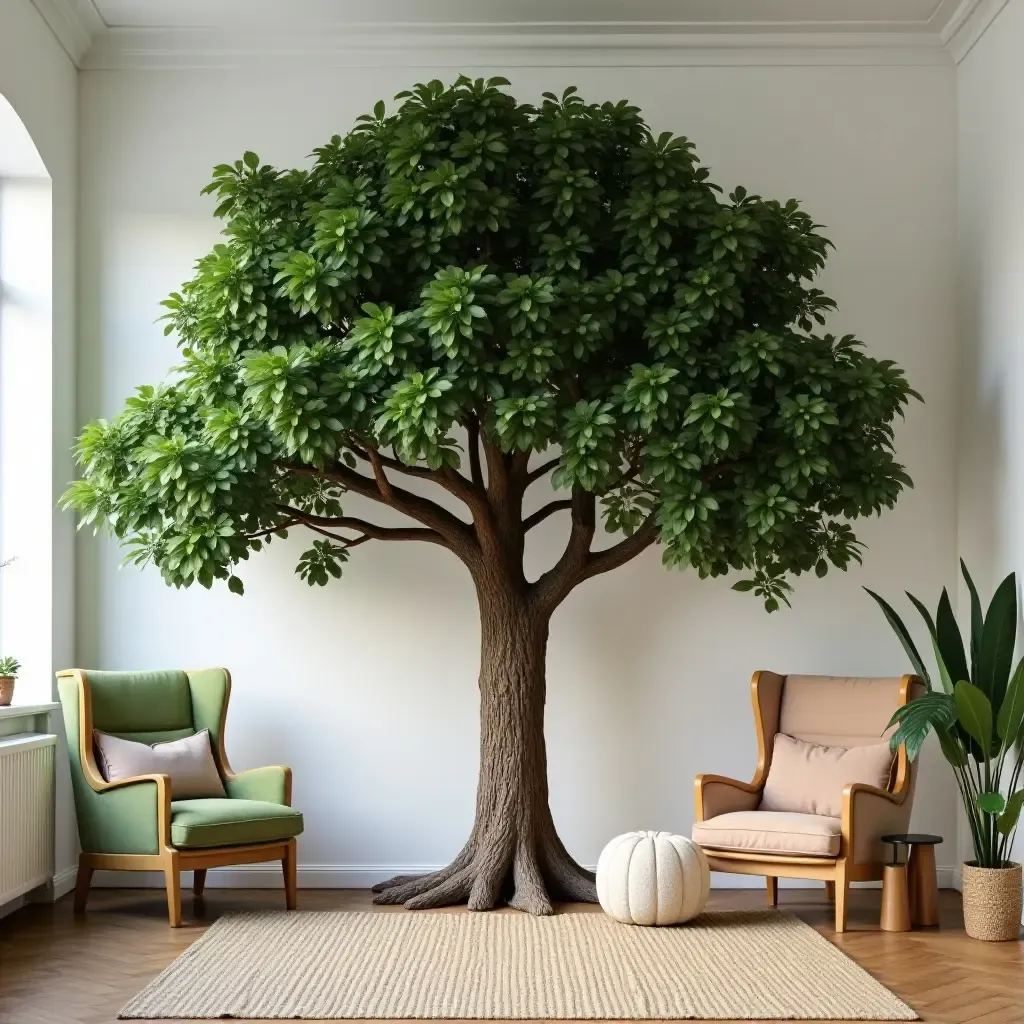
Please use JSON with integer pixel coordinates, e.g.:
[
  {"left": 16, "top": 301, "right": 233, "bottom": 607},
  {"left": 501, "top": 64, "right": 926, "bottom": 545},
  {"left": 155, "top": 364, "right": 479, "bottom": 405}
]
[
  {"left": 961, "top": 862, "right": 1022, "bottom": 941},
  {"left": 0, "top": 676, "right": 13, "bottom": 706}
]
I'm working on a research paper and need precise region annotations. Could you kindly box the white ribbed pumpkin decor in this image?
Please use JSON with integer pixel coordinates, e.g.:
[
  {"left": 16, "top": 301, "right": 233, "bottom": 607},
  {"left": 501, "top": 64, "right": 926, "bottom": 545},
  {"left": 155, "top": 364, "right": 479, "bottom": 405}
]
[{"left": 596, "top": 831, "right": 710, "bottom": 926}]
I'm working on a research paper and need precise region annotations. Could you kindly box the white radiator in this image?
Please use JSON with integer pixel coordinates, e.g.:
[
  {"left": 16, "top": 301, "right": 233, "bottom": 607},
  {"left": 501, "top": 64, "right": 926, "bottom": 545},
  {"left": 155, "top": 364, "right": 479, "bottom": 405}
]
[{"left": 0, "top": 733, "right": 56, "bottom": 904}]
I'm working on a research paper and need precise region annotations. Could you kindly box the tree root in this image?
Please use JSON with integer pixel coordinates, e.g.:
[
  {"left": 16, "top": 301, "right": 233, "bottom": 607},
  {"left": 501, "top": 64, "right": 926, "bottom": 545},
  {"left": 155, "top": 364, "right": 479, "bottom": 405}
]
[
  {"left": 507, "top": 843, "right": 553, "bottom": 916},
  {"left": 544, "top": 837, "right": 598, "bottom": 903},
  {"left": 372, "top": 832, "right": 594, "bottom": 915},
  {"left": 372, "top": 846, "right": 475, "bottom": 903}
]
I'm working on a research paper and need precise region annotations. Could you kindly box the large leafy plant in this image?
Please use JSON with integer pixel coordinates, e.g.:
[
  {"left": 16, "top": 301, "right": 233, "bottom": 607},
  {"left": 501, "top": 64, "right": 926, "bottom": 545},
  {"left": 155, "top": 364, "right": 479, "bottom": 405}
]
[{"left": 869, "top": 563, "right": 1024, "bottom": 869}]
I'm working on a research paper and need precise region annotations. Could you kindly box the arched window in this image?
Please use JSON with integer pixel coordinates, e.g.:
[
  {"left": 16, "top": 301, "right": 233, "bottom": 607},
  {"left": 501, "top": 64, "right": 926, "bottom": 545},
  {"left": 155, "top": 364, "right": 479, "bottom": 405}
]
[{"left": 0, "top": 94, "right": 53, "bottom": 703}]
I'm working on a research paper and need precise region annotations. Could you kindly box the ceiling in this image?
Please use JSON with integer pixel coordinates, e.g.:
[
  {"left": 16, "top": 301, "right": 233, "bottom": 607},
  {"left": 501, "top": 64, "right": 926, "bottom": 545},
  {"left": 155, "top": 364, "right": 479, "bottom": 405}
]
[{"left": 31, "top": 0, "right": 1007, "bottom": 67}]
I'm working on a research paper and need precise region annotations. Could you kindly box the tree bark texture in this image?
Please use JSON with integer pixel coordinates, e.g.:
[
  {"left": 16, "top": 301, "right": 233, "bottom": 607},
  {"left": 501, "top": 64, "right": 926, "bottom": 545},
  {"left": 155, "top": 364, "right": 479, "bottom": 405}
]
[{"left": 372, "top": 578, "right": 597, "bottom": 915}]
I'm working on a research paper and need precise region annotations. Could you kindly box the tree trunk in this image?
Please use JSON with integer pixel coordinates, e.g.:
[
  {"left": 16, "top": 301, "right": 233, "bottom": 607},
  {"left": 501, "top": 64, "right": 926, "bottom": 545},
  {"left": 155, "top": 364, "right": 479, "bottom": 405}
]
[{"left": 372, "top": 579, "right": 597, "bottom": 915}]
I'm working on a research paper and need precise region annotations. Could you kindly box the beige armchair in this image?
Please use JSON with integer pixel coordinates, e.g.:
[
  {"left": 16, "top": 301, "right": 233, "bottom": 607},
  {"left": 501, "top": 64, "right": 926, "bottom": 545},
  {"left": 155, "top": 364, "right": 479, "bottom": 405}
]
[{"left": 693, "top": 671, "right": 923, "bottom": 932}]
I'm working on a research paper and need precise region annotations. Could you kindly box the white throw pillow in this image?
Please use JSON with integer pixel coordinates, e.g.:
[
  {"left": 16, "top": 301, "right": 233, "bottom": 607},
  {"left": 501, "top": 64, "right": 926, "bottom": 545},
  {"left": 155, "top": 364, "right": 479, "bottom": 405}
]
[{"left": 93, "top": 728, "right": 226, "bottom": 799}]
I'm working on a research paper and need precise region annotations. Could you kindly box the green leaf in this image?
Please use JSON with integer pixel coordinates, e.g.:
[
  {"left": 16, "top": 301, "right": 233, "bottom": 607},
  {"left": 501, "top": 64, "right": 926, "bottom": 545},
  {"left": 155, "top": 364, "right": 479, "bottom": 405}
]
[
  {"left": 936, "top": 725, "right": 967, "bottom": 767},
  {"left": 864, "top": 588, "right": 931, "bottom": 687},
  {"left": 997, "top": 789, "right": 1024, "bottom": 835},
  {"left": 227, "top": 575, "right": 244, "bottom": 596},
  {"left": 978, "top": 572, "right": 1017, "bottom": 710},
  {"left": 996, "top": 656, "right": 1024, "bottom": 744},
  {"left": 976, "top": 791, "right": 1007, "bottom": 816},
  {"left": 960, "top": 559, "right": 984, "bottom": 681},
  {"left": 954, "top": 679, "right": 994, "bottom": 754},
  {"left": 886, "top": 692, "right": 956, "bottom": 762},
  {"left": 935, "top": 588, "right": 970, "bottom": 693},
  {"left": 243, "top": 150, "right": 259, "bottom": 170},
  {"left": 928, "top": 635, "right": 955, "bottom": 695},
  {"left": 906, "top": 591, "right": 938, "bottom": 641}
]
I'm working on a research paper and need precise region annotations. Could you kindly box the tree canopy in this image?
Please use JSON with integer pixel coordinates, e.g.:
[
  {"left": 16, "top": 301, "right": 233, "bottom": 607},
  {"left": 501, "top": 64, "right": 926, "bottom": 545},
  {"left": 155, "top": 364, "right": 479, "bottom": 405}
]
[{"left": 64, "top": 76, "right": 918, "bottom": 610}]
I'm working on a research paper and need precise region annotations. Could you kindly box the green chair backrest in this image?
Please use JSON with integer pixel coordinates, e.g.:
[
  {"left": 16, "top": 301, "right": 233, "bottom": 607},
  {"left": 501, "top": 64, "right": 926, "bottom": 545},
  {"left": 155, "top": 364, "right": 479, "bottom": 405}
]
[{"left": 88, "top": 669, "right": 196, "bottom": 744}]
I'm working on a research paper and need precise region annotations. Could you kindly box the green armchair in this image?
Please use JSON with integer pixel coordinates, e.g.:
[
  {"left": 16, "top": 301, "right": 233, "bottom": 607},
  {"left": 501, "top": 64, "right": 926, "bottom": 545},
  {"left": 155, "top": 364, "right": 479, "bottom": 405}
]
[{"left": 56, "top": 667, "right": 303, "bottom": 926}]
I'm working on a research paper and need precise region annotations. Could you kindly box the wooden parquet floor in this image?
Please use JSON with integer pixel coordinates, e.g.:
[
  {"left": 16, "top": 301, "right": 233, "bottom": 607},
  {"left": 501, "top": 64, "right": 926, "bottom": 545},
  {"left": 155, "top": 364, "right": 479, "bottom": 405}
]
[{"left": 0, "top": 887, "right": 1020, "bottom": 1023}]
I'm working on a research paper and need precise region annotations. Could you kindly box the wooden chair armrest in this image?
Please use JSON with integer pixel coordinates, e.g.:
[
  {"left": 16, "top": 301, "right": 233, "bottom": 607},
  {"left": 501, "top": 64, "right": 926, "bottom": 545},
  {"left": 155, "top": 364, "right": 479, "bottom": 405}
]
[
  {"left": 93, "top": 771, "right": 172, "bottom": 794},
  {"left": 843, "top": 781, "right": 904, "bottom": 810},
  {"left": 694, "top": 773, "right": 761, "bottom": 821},
  {"left": 696, "top": 773, "right": 760, "bottom": 793},
  {"left": 842, "top": 782, "right": 910, "bottom": 865}
]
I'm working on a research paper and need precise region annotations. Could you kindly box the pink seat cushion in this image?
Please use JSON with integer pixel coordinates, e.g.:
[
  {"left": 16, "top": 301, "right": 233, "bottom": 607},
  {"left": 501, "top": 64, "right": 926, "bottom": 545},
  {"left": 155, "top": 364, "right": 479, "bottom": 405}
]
[
  {"left": 759, "top": 733, "right": 895, "bottom": 817},
  {"left": 692, "top": 810, "right": 842, "bottom": 858}
]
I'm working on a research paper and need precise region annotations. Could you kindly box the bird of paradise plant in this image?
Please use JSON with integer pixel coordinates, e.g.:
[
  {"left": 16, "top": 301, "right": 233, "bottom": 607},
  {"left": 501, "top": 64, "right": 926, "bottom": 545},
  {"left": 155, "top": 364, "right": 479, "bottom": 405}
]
[{"left": 867, "top": 562, "right": 1024, "bottom": 869}]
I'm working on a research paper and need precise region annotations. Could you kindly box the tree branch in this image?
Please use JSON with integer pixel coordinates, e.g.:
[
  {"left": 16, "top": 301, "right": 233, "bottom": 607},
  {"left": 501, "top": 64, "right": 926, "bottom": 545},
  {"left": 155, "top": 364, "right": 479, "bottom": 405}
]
[
  {"left": 246, "top": 520, "right": 298, "bottom": 540},
  {"left": 467, "top": 417, "right": 484, "bottom": 490},
  {"left": 275, "top": 505, "right": 447, "bottom": 546},
  {"left": 530, "top": 489, "right": 596, "bottom": 613},
  {"left": 276, "top": 460, "right": 477, "bottom": 561},
  {"left": 578, "top": 514, "right": 659, "bottom": 583},
  {"left": 523, "top": 500, "right": 572, "bottom": 532},
  {"left": 348, "top": 436, "right": 488, "bottom": 514},
  {"left": 525, "top": 456, "right": 560, "bottom": 486}
]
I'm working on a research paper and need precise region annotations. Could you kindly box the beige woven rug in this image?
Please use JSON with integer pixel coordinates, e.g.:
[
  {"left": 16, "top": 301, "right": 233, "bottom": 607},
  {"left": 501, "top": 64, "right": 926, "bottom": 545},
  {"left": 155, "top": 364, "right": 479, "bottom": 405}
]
[{"left": 119, "top": 909, "right": 917, "bottom": 1020}]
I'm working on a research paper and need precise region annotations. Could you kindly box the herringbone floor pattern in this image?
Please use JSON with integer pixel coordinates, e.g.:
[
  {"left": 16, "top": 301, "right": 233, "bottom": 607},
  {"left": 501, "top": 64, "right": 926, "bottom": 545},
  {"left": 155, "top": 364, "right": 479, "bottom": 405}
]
[{"left": 0, "top": 887, "right": 1020, "bottom": 1023}]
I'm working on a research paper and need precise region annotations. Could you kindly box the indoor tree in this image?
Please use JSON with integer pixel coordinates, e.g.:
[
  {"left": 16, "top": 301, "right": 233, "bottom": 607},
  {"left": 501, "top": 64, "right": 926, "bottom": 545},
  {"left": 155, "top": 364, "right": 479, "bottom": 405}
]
[{"left": 64, "top": 77, "right": 918, "bottom": 915}]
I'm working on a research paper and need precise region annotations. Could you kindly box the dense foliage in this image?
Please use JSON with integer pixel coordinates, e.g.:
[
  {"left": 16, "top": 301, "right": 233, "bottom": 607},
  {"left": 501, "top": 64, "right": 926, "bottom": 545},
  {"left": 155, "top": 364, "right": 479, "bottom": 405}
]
[
  {"left": 64, "top": 77, "right": 918, "bottom": 608},
  {"left": 870, "top": 564, "right": 1024, "bottom": 869}
]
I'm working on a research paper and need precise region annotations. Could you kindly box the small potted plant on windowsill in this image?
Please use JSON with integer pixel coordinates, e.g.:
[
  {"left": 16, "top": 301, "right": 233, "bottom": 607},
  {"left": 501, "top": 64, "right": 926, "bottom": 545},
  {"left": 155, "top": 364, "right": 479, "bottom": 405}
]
[
  {"left": 0, "top": 656, "right": 21, "bottom": 707},
  {"left": 869, "top": 562, "right": 1024, "bottom": 941}
]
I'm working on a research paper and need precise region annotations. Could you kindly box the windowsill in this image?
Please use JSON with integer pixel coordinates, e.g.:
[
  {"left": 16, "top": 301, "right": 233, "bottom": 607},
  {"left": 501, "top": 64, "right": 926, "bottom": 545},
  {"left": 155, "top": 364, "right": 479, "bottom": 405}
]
[{"left": 0, "top": 701, "right": 59, "bottom": 720}]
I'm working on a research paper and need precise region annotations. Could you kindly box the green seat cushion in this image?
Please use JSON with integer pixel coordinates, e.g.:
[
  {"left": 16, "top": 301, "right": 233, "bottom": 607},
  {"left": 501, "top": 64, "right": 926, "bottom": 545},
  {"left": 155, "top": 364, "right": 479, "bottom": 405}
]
[{"left": 169, "top": 798, "right": 303, "bottom": 849}]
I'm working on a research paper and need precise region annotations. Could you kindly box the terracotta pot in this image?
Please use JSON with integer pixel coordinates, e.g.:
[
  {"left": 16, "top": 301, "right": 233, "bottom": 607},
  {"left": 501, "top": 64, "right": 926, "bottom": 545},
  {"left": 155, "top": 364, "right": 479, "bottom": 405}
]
[
  {"left": 0, "top": 675, "right": 13, "bottom": 706},
  {"left": 961, "top": 861, "right": 1022, "bottom": 941}
]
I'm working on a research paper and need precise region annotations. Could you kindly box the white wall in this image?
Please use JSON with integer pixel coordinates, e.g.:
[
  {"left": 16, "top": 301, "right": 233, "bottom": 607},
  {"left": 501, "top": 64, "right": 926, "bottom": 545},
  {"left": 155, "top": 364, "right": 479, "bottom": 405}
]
[
  {"left": 0, "top": 0, "right": 79, "bottom": 897},
  {"left": 957, "top": 0, "right": 1024, "bottom": 874},
  {"left": 78, "top": 60, "right": 961, "bottom": 884}
]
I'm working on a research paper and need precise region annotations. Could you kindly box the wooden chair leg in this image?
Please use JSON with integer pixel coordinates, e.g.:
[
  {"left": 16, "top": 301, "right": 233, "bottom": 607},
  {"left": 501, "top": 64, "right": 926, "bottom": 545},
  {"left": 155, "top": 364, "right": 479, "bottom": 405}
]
[
  {"left": 766, "top": 875, "right": 778, "bottom": 907},
  {"left": 164, "top": 854, "right": 182, "bottom": 927},
  {"left": 73, "top": 860, "right": 94, "bottom": 915},
  {"left": 834, "top": 864, "right": 849, "bottom": 933},
  {"left": 283, "top": 838, "right": 297, "bottom": 910},
  {"left": 825, "top": 880, "right": 836, "bottom": 902},
  {"left": 192, "top": 868, "right": 207, "bottom": 896}
]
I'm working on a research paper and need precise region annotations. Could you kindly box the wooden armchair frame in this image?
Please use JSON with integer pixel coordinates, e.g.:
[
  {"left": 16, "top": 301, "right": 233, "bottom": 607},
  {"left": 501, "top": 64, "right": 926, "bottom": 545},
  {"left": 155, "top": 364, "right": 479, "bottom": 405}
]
[
  {"left": 694, "top": 671, "right": 918, "bottom": 932},
  {"left": 58, "top": 668, "right": 297, "bottom": 927}
]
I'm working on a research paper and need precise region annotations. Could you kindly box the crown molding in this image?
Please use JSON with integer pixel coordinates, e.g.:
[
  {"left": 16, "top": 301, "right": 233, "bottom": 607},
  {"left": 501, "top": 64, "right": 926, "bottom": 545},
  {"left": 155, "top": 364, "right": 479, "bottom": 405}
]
[
  {"left": 30, "top": 1, "right": 1008, "bottom": 70},
  {"left": 942, "top": 0, "right": 1010, "bottom": 61},
  {"left": 30, "top": 0, "right": 104, "bottom": 64},
  {"left": 80, "top": 27, "right": 954, "bottom": 70}
]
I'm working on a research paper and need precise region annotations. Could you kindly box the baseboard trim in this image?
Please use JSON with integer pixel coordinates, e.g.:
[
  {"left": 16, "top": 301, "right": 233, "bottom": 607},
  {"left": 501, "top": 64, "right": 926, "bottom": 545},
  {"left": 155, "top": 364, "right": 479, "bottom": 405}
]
[
  {"left": 0, "top": 866, "right": 78, "bottom": 917},
  {"left": 91, "top": 863, "right": 963, "bottom": 890},
  {"left": 53, "top": 865, "right": 79, "bottom": 900}
]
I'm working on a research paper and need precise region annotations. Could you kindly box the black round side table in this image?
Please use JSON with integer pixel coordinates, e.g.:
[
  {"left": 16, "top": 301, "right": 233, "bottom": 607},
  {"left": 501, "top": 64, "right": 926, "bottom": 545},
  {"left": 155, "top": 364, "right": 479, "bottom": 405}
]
[{"left": 882, "top": 834, "right": 942, "bottom": 927}]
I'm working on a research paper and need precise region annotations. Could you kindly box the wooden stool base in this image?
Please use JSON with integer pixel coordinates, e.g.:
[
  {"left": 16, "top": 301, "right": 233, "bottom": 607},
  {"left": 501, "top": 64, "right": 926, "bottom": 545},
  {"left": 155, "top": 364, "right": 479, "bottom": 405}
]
[
  {"left": 908, "top": 843, "right": 939, "bottom": 926},
  {"left": 881, "top": 864, "right": 912, "bottom": 932}
]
